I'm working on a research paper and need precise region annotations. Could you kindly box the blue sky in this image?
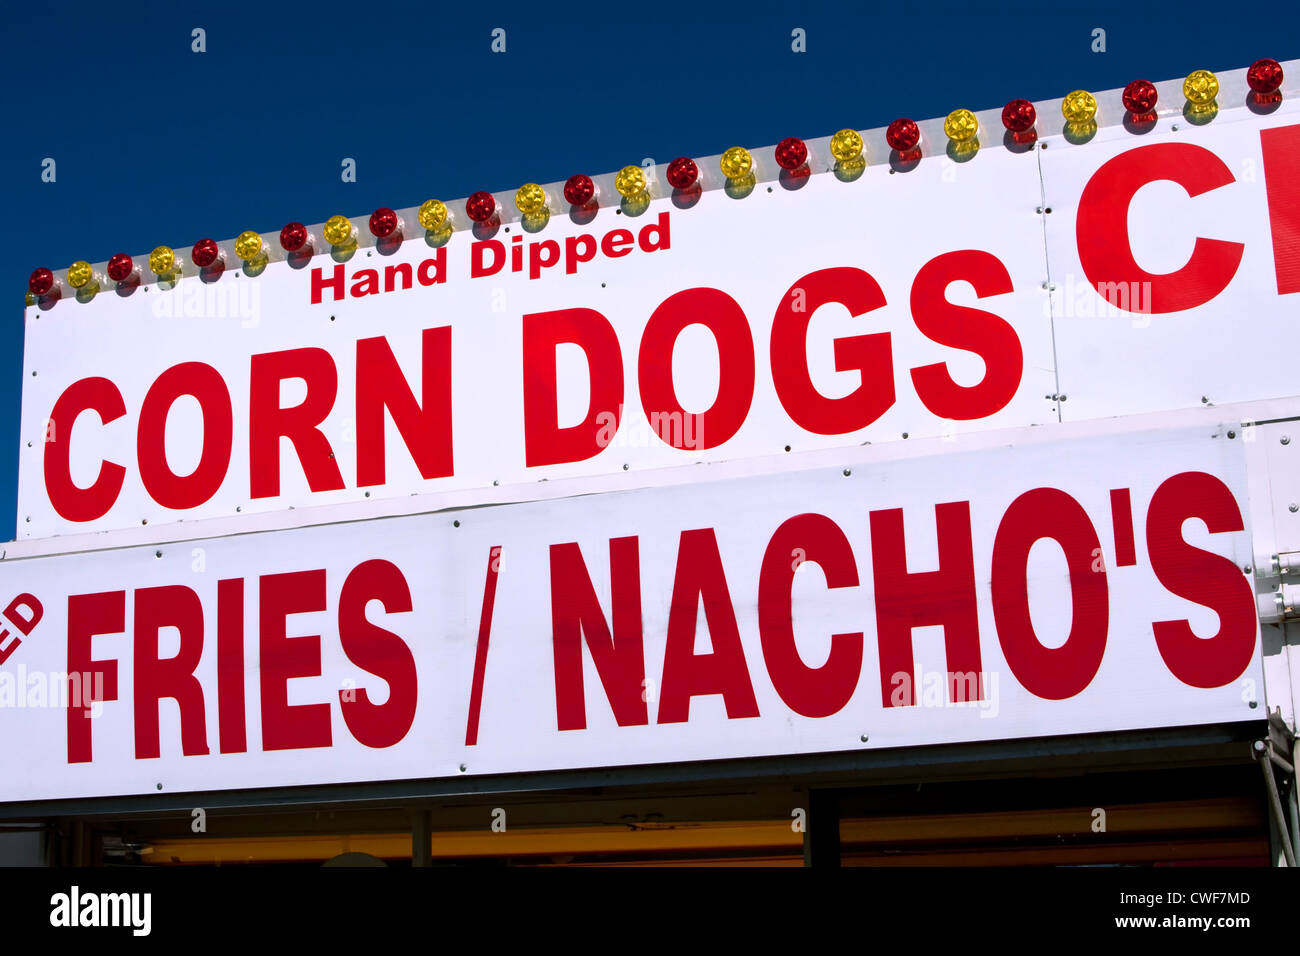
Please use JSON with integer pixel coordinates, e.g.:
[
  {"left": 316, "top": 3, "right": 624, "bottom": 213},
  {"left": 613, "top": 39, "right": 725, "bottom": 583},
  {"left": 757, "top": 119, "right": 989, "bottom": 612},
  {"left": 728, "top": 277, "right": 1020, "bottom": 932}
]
[{"left": 2, "top": 1, "right": 1294, "bottom": 542}]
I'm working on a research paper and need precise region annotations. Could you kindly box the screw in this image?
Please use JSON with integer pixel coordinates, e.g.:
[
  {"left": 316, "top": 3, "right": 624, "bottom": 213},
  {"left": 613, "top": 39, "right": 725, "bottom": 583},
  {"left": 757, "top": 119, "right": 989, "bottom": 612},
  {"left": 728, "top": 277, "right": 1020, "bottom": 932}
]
[
  {"left": 1201, "top": 396, "right": 1208, "bottom": 404},
  {"left": 453, "top": 519, "right": 461, "bottom": 527},
  {"left": 156, "top": 783, "right": 163, "bottom": 790},
  {"left": 1172, "top": 124, "right": 1180, "bottom": 131},
  {"left": 155, "top": 550, "right": 162, "bottom": 558},
  {"left": 1254, "top": 740, "right": 1266, "bottom": 752},
  {"left": 1228, "top": 430, "right": 1236, "bottom": 439},
  {"left": 1244, "top": 566, "right": 1252, "bottom": 575},
  {"left": 459, "top": 763, "right": 467, "bottom": 772},
  {"left": 622, "top": 463, "right": 629, "bottom": 471},
  {"left": 1036, "top": 206, "right": 1043, "bottom": 214},
  {"left": 1290, "top": 504, "right": 1298, "bottom": 513},
  {"left": 843, "top": 468, "right": 852, "bottom": 476},
  {"left": 1249, "top": 700, "right": 1259, "bottom": 709},
  {"left": 860, "top": 734, "right": 869, "bottom": 743},
  {"left": 1282, "top": 436, "right": 1291, "bottom": 445}
]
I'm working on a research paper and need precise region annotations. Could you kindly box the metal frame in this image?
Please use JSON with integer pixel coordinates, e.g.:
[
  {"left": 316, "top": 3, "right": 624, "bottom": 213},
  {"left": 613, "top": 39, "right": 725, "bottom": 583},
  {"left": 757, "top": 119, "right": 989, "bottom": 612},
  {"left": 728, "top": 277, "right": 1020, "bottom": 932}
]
[{"left": 0, "top": 721, "right": 1262, "bottom": 822}]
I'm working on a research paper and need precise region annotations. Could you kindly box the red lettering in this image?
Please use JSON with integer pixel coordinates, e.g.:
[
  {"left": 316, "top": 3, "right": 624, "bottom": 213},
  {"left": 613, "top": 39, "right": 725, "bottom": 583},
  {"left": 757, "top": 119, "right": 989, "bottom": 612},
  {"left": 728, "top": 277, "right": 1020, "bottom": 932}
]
[
  {"left": 549, "top": 538, "right": 647, "bottom": 731},
  {"left": 758, "top": 514, "right": 862, "bottom": 718},
  {"left": 909, "top": 250, "right": 1021, "bottom": 419},
  {"left": 638, "top": 212, "right": 671, "bottom": 252},
  {"left": 249, "top": 348, "right": 345, "bottom": 498},
  {"left": 637, "top": 288, "right": 754, "bottom": 450},
  {"left": 564, "top": 235, "right": 597, "bottom": 275},
  {"left": 601, "top": 229, "right": 635, "bottom": 258},
  {"left": 416, "top": 250, "right": 446, "bottom": 286},
  {"left": 1076, "top": 143, "right": 1244, "bottom": 314},
  {"left": 1146, "top": 471, "right": 1257, "bottom": 688},
  {"left": 337, "top": 559, "right": 418, "bottom": 748},
  {"left": 45, "top": 378, "right": 127, "bottom": 522},
  {"left": 217, "top": 578, "right": 247, "bottom": 754},
  {"left": 870, "top": 502, "right": 981, "bottom": 706},
  {"left": 383, "top": 263, "right": 412, "bottom": 292},
  {"left": 310, "top": 264, "right": 345, "bottom": 304},
  {"left": 66, "top": 591, "right": 123, "bottom": 763},
  {"left": 134, "top": 585, "right": 209, "bottom": 759},
  {"left": 522, "top": 308, "right": 624, "bottom": 467},
  {"left": 770, "top": 268, "right": 894, "bottom": 434},
  {"left": 351, "top": 269, "right": 379, "bottom": 297},
  {"left": 471, "top": 240, "right": 506, "bottom": 277},
  {"left": 529, "top": 239, "right": 561, "bottom": 279},
  {"left": 136, "top": 362, "right": 233, "bottom": 510},
  {"left": 658, "top": 529, "right": 760, "bottom": 723},
  {"left": 1261, "top": 124, "right": 1300, "bottom": 295},
  {"left": 259, "top": 570, "right": 332, "bottom": 751},
  {"left": 355, "top": 329, "right": 453, "bottom": 486},
  {"left": 992, "top": 488, "right": 1108, "bottom": 699},
  {"left": 3, "top": 593, "right": 43, "bottom": 635}
]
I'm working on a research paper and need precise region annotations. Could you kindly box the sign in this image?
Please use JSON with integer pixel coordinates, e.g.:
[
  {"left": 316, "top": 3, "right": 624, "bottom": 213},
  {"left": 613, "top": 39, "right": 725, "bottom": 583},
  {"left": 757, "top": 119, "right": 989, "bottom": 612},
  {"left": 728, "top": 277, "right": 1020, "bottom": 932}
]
[
  {"left": 21, "top": 94, "right": 1299, "bottom": 540},
  {"left": 0, "top": 426, "right": 1262, "bottom": 803}
]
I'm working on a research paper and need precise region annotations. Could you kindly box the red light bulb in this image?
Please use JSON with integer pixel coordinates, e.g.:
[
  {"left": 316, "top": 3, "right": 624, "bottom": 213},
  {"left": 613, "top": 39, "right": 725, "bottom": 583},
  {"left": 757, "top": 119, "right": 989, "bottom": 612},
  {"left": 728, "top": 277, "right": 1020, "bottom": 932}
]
[
  {"left": 1248, "top": 58, "right": 1284, "bottom": 94},
  {"left": 369, "top": 207, "right": 399, "bottom": 238},
  {"left": 191, "top": 239, "right": 220, "bottom": 268},
  {"left": 107, "top": 254, "right": 134, "bottom": 282},
  {"left": 666, "top": 156, "right": 699, "bottom": 188},
  {"left": 28, "top": 268, "right": 54, "bottom": 296},
  {"left": 886, "top": 118, "right": 920, "bottom": 151},
  {"left": 564, "top": 175, "right": 594, "bottom": 206},
  {"left": 773, "top": 138, "right": 807, "bottom": 170},
  {"left": 466, "top": 191, "right": 495, "bottom": 223},
  {"left": 1001, "top": 100, "right": 1036, "bottom": 133},
  {"left": 280, "top": 222, "right": 309, "bottom": 251},
  {"left": 1122, "top": 80, "right": 1158, "bottom": 114}
]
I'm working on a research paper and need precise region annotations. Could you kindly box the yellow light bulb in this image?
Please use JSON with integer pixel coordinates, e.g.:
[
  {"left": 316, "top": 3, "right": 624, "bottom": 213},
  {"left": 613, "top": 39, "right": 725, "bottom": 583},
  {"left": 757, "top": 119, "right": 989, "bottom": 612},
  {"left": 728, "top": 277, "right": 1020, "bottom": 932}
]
[
  {"left": 418, "top": 199, "right": 447, "bottom": 231},
  {"left": 615, "top": 165, "right": 646, "bottom": 198},
  {"left": 943, "top": 110, "right": 979, "bottom": 143},
  {"left": 234, "top": 231, "right": 263, "bottom": 261},
  {"left": 67, "top": 261, "right": 93, "bottom": 289},
  {"left": 323, "top": 215, "right": 354, "bottom": 246},
  {"left": 515, "top": 183, "right": 547, "bottom": 216},
  {"left": 149, "top": 246, "right": 175, "bottom": 276},
  {"left": 829, "top": 129, "right": 863, "bottom": 163},
  {"left": 720, "top": 146, "right": 754, "bottom": 179},
  {"left": 1184, "top": 70, "right": 1219, "bottom": 104},
  {"left": 1061, "top": 90, "right": 1097, "bottom": 124}
]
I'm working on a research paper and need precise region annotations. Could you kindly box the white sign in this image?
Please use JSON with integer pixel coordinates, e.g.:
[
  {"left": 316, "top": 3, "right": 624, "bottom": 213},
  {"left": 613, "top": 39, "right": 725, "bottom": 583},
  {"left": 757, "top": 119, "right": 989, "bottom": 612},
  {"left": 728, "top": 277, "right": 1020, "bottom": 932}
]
[
  {"left": 18, "top": 99, "right": 1300, "bottom": 545},
  {"left": 0, "top": 426, "right": 1263, "bottom": 803}
]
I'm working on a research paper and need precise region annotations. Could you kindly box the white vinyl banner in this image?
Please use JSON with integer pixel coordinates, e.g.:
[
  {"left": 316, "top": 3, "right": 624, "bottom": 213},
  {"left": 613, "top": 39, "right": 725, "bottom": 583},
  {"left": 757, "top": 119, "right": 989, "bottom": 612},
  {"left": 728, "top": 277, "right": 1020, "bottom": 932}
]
[{"left": 0, "top": 426, "right": 1263, "bottom": 803}]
